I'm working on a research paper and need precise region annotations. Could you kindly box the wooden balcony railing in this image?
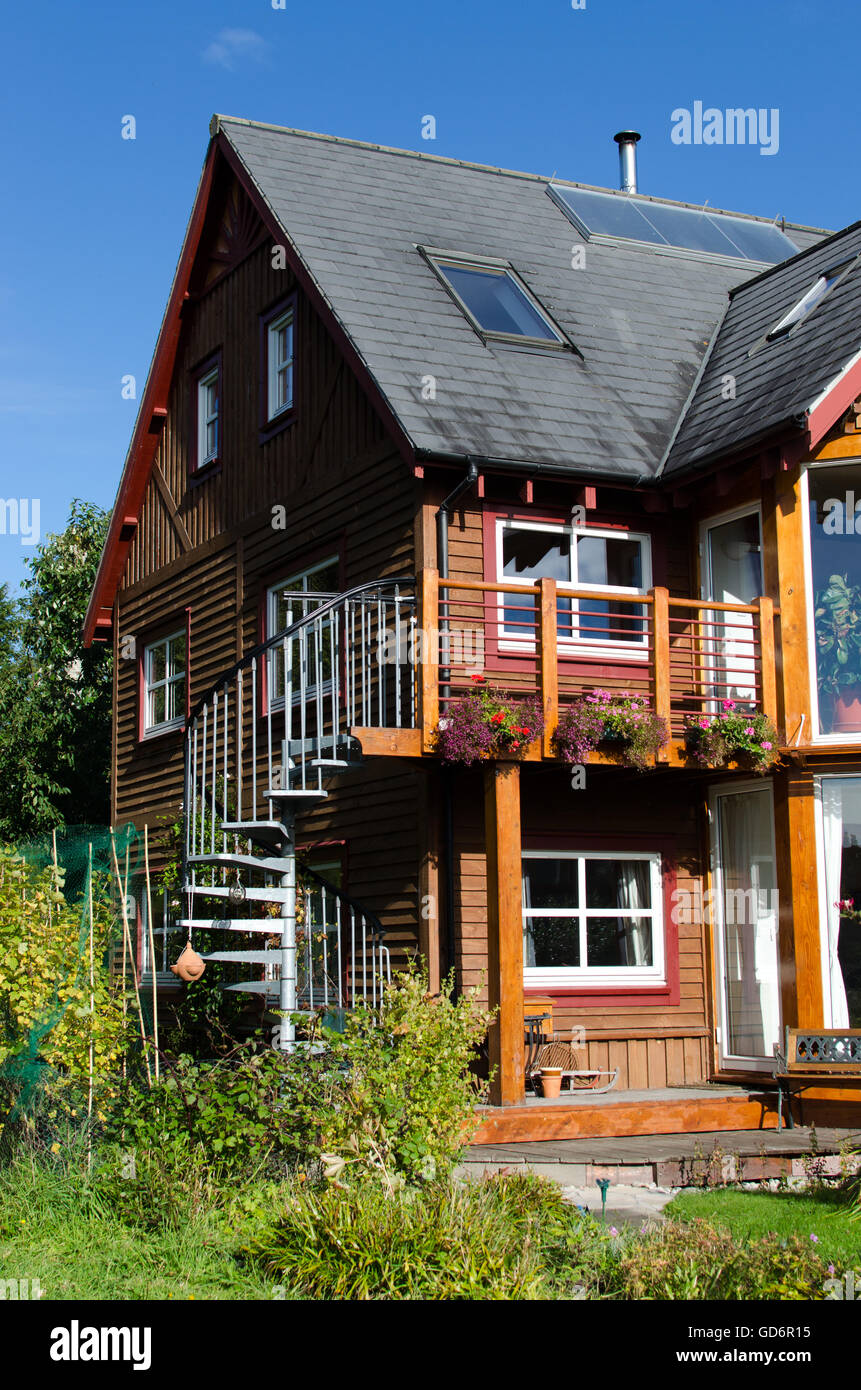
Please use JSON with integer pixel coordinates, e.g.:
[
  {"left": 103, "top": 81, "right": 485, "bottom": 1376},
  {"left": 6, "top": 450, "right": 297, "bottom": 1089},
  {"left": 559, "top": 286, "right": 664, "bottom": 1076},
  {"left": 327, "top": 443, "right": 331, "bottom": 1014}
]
[{"left": 421, "top": 569, "right": 779, "bottom": 765}]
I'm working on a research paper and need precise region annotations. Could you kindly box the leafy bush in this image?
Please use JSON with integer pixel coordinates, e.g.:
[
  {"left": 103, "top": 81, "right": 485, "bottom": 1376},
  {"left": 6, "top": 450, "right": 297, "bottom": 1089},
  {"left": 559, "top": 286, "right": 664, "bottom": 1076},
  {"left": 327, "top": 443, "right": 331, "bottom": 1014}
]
[
  {"left": 285, "top": 966, "right": 494, "bottom": 1187},
  {"left": 242, "top": 1171, "right": 612, "bottom": 1300},
  {"left": 608, "top": 1218, "right": 830, "bottom": 1300},
  {"left": 434, "top": 676, "right": 544, "bottom": 765}
]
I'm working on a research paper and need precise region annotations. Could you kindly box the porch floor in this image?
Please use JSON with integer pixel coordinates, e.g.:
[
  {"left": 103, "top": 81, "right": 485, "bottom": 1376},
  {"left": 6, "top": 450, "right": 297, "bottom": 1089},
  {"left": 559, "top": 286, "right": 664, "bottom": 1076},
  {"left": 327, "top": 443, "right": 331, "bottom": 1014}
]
[
  {"left": 471, "top": 1078, "right": 861, "bottom": 1144},
  {"left": 462, "top": 1125, "right": 861, "bottom": 1189}
]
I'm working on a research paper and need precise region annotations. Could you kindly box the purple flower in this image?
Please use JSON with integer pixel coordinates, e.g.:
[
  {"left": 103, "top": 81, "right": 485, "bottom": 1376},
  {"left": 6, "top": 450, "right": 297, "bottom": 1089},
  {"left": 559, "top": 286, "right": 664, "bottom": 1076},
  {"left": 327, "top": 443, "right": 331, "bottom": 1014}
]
[
  {"left": 609, "top": 1226, "right": 619, "bottom": 1237},
  {"left": 810, "top": 1233, "right": 819, "bottom": 1244}
]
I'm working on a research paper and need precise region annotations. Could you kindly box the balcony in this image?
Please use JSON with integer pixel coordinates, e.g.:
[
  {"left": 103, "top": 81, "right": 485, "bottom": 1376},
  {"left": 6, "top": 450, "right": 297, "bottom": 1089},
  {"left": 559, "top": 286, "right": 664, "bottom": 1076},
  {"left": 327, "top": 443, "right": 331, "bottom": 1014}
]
[{"left": 412, "top": 571, "right": 780, "bottom": 767}]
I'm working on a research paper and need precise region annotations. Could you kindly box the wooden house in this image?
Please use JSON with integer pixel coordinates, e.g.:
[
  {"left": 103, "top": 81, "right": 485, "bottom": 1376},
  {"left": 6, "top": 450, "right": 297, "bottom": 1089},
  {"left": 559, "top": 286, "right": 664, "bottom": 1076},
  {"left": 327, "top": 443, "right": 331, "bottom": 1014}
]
[{"left": 84, "top": 116, "right": 861, "bottom": 1140}]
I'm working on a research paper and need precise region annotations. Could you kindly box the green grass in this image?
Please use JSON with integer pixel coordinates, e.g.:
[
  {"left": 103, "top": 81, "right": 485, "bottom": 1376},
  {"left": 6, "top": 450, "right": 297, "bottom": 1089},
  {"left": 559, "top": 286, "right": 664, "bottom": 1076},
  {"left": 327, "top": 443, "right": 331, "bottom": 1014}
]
[
  {"left": 0, "top": 1154, "right": 282, "bottom": 1301},
  {"left": 665, "top": 1187, "right": 861, "bottom": 1269}
]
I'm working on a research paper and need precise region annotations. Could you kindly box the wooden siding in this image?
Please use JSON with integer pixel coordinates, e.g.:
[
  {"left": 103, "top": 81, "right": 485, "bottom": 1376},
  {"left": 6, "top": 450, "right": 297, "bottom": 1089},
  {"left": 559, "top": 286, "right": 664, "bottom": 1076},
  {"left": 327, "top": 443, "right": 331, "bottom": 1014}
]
[
  {"left": 113, "top": 176, "right": 420, "bottom": 953},
  {"left": 450, "top": 763, "right": 713, "bottom": 1088}
]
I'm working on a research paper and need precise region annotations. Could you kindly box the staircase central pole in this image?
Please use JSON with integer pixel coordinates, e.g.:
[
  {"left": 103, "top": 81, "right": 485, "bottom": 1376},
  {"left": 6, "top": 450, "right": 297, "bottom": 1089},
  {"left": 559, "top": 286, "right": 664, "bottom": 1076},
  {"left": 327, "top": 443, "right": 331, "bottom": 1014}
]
[{"left": 278, "top": 810, "right": 298, "bottom": 1050}]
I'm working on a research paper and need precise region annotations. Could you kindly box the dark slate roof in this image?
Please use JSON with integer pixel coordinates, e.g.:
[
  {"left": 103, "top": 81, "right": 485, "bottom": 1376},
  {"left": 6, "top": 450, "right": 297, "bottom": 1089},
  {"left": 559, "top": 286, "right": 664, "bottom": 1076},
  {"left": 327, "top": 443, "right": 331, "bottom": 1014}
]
[
  {"left": 216, "top": 116, "right": 827, "bottom": 482},
  {"left": 663, "top": 223, "right": 861, "bottom": 477}
]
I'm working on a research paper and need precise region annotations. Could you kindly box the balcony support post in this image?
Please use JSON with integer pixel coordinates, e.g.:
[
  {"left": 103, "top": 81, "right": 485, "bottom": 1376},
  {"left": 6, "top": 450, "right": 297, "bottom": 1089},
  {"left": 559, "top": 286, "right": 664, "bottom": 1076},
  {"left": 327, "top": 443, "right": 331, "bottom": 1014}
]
[
  {"left": 420, "top": 567, "right": 439, "bottom": 753},
  {"left": 538, "top": 577, "right": 559, "bottom": 757},
  {"left": 484, "top": 760, "right": 524, "bottom": 1106},
  {"left": 652, "top": 586, "right": 671, "bottom": 762}
]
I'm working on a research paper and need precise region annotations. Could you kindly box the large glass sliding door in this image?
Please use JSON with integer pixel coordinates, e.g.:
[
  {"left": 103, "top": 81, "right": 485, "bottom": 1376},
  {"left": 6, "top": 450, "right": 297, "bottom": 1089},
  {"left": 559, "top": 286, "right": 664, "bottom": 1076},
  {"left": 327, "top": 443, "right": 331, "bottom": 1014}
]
[
  {"left": 816, "top": 776, "right": 861, "bottom": 1027},
  {"left": 711, "top": 783, "right": 781, "bottom": 1068},
  {"left": 805, "top": 463, "right": 861, "bottom": 736}
]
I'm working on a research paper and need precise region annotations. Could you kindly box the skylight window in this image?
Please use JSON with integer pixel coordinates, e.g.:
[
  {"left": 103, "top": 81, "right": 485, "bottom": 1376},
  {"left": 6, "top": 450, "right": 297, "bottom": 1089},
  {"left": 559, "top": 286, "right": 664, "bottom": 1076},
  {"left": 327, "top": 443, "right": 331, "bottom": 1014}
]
[
  {"left": 766, "top": 262, "right": 852, "bottom": 340},
  {"left": 425, "top": 252, "right": 567, "bottom": 347},
  {"left": 549, "top": 184, "right": 799, "bottom": 264}
]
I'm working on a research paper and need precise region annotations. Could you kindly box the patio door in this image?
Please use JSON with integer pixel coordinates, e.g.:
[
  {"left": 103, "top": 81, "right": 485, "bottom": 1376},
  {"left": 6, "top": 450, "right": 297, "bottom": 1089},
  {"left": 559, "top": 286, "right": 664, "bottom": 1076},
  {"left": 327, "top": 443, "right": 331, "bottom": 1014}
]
[
  {"left": 710, "top": 782, "right": 781, "bottom": 1070},
  {"left": 701, "top": 508, "right": 762, "bottom": 706}
]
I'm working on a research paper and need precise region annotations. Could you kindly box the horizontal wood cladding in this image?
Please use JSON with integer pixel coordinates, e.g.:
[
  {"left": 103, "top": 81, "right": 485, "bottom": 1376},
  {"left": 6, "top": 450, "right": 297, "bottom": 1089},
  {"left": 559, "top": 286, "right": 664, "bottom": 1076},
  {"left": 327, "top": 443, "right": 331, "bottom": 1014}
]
[
  {"left": 434, "top": 482, "right": 694, "bottom": 599},
  {"left": 450, "top": 763, "right": 712, "bottom": 1087},
  {"left": 123, "top": 226, "right": 412, "bottom": 591}
]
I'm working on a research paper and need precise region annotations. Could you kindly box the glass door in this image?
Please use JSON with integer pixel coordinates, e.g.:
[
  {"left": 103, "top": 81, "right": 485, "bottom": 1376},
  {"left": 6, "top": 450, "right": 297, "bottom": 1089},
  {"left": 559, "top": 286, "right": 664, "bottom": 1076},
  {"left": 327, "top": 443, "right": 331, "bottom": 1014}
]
[
  {"left": 816, "top": 776, "right": 861, "bottom": 1027},
  {"left": 711, "top": 783, "right": 781, "bottom": 1069},
  {"left": 701, "top": 509, "right": 763, "bottom": 707}
]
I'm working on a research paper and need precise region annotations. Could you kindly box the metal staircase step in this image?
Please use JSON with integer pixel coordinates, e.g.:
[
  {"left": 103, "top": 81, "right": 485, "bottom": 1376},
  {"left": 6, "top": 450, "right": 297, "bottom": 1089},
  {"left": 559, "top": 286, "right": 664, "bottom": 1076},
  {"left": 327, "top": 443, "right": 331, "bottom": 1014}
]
[
  {"left": 220, "top": 820, "right": 290, "bottom": 846},
  {"left": 177, "top": 919, "right": 283, "bottom": 935},
  {"left": 183, "top": 883, "right": 294, "bottom": 902},
  {"left": 265, "top": 788, "right": 328, "bottom": 803},
  {"left": 310, "top": 758, "right": 350, "bottom": 770},
  {"left": 202, "top": 950, "right": 287, "bottom": 965},
  {"left": 187, "top": 852, "right": 290, "bottom": 873}
]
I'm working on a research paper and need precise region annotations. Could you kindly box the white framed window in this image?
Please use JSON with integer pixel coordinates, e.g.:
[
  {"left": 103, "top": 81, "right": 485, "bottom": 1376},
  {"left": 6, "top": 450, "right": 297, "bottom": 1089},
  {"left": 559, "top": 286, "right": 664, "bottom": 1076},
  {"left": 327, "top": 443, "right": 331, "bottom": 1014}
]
[
  {"left": 143, "top": 630, "right": 186, "bottom": 734},
  {"left": 496, "top": 518, "right": 651, "bottom": 659},
  {"left": 266, "top": 556, "right": 340, "bottom": 705},
  {"left": 267, "top": 310, "right": 294, "bottom": 419},
  {"left": 522, "top": 849, "right": 665, "bottom": 989},
  {"left": 197, "top": 366, "right": 220, "bottom": 467}
]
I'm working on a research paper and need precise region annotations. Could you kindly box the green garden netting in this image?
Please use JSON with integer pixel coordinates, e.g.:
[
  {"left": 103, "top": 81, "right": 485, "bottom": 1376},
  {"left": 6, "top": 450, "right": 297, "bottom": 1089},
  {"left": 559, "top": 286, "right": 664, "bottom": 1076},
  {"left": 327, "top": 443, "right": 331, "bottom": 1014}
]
[{"left": 0, "top": 823, "right": 143, "bottom": 1127}]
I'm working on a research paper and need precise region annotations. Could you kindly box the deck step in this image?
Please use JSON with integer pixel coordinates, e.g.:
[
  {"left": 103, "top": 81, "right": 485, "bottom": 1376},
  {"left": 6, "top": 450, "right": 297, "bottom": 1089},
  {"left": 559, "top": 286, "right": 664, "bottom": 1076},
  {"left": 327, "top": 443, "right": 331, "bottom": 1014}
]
[{"left": 187, "top": 852, "right": 290, "bottom": 873}]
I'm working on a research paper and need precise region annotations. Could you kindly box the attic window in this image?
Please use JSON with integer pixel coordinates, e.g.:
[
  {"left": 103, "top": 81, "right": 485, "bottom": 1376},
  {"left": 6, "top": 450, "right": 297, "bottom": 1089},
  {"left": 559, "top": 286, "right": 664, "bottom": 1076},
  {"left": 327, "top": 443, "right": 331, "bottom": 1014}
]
[
  {"left": 766, "top": 261, "right": 853, "bottom": 341},
  {"left": 424, "top": 251, "right": 567, "bottom": 348}
]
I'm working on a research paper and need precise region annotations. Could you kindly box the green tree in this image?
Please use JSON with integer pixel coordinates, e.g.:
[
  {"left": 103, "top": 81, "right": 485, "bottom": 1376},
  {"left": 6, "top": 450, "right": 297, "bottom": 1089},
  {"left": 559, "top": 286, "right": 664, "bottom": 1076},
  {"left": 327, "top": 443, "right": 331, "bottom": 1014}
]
[{"left": 0, "top": 501, "right": 112, "bottom": 839}]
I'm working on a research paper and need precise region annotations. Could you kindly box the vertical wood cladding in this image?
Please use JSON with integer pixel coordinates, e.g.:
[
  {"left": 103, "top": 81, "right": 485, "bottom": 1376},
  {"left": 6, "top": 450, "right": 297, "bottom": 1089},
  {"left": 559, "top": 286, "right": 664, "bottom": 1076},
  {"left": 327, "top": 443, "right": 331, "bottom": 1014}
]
[{"left": 114, "top": 189, "right": 420, "bottom": 950}]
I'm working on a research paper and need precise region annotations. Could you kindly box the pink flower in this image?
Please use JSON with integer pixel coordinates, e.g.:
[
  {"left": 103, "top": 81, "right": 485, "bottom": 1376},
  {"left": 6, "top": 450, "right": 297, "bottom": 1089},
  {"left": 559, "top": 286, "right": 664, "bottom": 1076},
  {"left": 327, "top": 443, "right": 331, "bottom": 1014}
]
[
  {"left": 609, "top": 1226, "right": 619, "bottom": 1237},
  {"left": 721, "top": 699, "right": 736, "bottom": 710},
  {"left": 745, "top": 727, "right": 755, "bottom": 736},
  {"left": 810, "top": 1233, "right": 819, "bottom": 1244},
  {"left": 762, "top": 741, "right": 773, "bottom": 750}
]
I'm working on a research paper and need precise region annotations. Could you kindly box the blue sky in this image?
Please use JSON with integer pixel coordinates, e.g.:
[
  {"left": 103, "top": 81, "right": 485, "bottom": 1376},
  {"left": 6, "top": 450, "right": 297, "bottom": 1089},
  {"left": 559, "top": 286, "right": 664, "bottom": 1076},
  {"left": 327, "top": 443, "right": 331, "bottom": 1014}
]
[{"left": 0, "top": 0, "right": 857, "bottom": 594}]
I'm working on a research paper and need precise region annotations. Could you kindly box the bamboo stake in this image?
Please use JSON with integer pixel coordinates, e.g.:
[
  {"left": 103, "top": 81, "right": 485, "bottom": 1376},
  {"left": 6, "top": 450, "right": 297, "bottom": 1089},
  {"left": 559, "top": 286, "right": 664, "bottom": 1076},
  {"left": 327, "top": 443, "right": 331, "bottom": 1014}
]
[
  {"left": 120, "top": 833, "right": 128, "bottom": 1081},
  {"left": 143, "top": 826, "right": 160, "bottom": 1081},
  {"left": 87, "top": 842, "right": 95, "bottom": 1174},
  {"left": 110, "top": 829, "right": 152, "bottom": 1087}
]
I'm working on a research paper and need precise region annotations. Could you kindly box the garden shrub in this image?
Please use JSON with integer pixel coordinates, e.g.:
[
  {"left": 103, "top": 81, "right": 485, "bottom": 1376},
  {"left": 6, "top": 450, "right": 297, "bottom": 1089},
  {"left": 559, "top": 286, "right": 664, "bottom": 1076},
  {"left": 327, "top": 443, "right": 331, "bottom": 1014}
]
[{"left": 609, "top": 1218, "right": 831, "bottom": 1300}]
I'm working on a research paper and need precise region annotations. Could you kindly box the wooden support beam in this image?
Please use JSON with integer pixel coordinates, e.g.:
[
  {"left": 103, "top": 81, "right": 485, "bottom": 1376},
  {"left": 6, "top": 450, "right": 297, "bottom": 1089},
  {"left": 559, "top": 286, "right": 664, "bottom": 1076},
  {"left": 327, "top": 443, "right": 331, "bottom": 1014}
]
[
  {"left": 763, "top": 468, "right": 812, "bottom": 746},
  {"left": 417, "top": 773, "right": 441, "bottom": 994},
  {"left": 538, "top": 577, "right": 558, "bottom": 757},
  {"left": 419, "top": 567, "right": 439, "bottom": 753},
  {"left": 484, "top": 761, "right": 524, "bottom": 1106},
  {"left": 652, "top": 586, "right": 671, "bottom": 762},
  {"left": 773, "top": 771, "right": 823, "bottom": 1030},
  {"left": 519, "top": 479, "right": 534, "bottom": 505},
  {"left": 757, "top": 595, "right": 778, "bottom": 730}
]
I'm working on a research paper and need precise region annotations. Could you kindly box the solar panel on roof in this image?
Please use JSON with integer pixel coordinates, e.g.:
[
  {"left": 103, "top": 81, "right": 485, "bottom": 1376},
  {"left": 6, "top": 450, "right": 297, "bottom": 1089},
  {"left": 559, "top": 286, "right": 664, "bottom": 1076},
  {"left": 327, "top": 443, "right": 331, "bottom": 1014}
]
[{"left": 549, "top": 185, "right": 798, "bottom": 264}]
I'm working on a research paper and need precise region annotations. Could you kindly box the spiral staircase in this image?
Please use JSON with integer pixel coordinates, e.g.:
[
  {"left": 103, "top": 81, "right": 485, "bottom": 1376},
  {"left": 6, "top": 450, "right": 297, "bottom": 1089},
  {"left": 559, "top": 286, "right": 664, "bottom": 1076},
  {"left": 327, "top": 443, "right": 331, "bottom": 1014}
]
[{"left": 180, "top": 579, "right": 417, "bottom": 1046}]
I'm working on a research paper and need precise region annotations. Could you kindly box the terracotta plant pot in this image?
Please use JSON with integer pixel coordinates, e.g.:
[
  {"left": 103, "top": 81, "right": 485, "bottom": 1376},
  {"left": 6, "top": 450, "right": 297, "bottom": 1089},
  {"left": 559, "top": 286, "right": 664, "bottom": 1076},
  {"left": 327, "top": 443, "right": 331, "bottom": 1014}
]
[
  {"left": 832, "top": 689, "right": 861, "bottom": 734},
  {"left": 539, "top": 1067, "right": 564, "bottom": 1100}
]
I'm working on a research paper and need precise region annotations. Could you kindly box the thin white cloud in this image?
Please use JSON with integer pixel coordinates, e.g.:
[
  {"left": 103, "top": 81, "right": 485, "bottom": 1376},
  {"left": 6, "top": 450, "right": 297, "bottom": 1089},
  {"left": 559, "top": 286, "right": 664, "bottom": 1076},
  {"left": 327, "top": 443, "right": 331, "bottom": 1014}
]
[{"left": 202, "top": 28, "right": 269, "bottom": 71}]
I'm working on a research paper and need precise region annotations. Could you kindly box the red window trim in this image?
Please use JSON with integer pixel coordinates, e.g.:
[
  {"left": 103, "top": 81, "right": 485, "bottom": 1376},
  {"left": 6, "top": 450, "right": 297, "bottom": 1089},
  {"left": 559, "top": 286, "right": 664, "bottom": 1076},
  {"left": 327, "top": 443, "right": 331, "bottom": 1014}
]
[
  {"left": 136, "top": 616, "right": 190, "bottom": 744},
  {"left": 259, "top": 292, "right": 298, "bottom": 444},
  {"left": 257, "top": 540, "right": 347, "bottom": 718},
  {"left": 479, "top": 503, "right": 663, "bottom": 682},
  {"left": 521, "top": 830, "right": 681, "bottom": 1009},
  {"left": 190, "top": 349, "right": 223, "bottom": 478}
]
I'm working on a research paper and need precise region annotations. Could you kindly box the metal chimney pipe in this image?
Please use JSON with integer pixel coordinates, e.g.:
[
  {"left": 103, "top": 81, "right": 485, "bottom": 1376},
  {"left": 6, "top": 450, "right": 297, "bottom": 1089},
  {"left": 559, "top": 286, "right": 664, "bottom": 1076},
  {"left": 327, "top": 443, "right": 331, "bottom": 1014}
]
[{"left": 613, "top": 130, "right": 641, "bottom": 194}]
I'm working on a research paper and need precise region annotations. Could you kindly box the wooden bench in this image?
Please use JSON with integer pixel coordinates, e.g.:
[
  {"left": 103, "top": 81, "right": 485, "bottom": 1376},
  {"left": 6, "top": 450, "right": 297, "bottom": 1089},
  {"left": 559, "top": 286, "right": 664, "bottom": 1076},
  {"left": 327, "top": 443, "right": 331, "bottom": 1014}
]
[{"left": 772, "top": 1027, "right": 861, "bottom": 1130}]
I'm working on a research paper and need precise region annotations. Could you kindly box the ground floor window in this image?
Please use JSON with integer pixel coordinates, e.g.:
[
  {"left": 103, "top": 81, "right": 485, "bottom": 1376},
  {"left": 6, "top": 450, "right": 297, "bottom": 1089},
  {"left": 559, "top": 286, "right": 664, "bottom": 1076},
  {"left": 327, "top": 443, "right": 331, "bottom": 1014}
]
[
  {"left": 818, "top": 776, "right": 861, "bottom": 1027},
  {"left": 140, "top": 887, "right": 181, "bottom": 982},
  {"left": 521, "top": 850, "right": 665, "bottom": 988}
]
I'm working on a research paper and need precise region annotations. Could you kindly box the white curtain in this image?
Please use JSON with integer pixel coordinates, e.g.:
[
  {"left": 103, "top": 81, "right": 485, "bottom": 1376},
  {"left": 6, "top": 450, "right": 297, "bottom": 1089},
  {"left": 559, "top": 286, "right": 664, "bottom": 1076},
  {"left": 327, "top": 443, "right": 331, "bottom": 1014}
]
[
  {"left": 719, "top": 790, "right": 780, "bottom": 1058},
  {"left": 822, "top": 781, "right": 850, "bottom": 1028},
  {"left": 522, "top": 870, "right": 536, "bottom": 968},
  {"left": 616, "top": 860, "right": 651, "bottom": 966}
]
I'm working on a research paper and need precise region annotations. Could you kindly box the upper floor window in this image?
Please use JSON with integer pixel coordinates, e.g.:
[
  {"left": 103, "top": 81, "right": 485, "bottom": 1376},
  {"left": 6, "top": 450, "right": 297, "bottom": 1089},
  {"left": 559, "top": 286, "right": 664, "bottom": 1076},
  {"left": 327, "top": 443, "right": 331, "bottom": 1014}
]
[
  {"left": 194, "top": 357, "right": 221, "bottom": 471},
  {"left": 423, "top": 249, "right": 568, "bottom": 348},
  {"left": 497, "top": 518, "right": 651, "bottom": 656},
  {"left": 267, "top": 309, "right": 294, "bottom": 419},
  {"left": 266, "top": 557, "right": 340, "bottom": 704},
  {"left": 522, "top": 849, "right": 665, "bottom": 988},
  {"left": 143, "top": 630, "right": 186, "bottom": 734}
]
